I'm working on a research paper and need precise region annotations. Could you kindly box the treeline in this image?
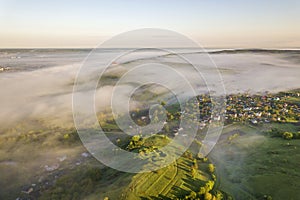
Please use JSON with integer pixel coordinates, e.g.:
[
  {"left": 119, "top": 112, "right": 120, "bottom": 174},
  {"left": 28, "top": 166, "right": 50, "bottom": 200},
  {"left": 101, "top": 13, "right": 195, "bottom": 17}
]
[{"left": 181, "top": 151, "right": 232, "bottom": 200}]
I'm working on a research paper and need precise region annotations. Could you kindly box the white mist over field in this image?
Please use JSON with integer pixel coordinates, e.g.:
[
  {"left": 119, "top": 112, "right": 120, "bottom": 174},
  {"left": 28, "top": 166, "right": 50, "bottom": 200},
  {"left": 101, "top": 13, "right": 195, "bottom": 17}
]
[{"left": 0, "top": 49, "right": 299, "bottom": 128}]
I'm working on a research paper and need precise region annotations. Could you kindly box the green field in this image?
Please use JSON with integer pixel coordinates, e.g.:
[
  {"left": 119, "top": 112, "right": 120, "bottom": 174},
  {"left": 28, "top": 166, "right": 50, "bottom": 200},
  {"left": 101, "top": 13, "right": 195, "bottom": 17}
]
[
  {"left": 210, "top": 123, "right": 300, "bottom": 200},
  {"left": 123, "top": 156, "right": 211, "bottom": 200}
]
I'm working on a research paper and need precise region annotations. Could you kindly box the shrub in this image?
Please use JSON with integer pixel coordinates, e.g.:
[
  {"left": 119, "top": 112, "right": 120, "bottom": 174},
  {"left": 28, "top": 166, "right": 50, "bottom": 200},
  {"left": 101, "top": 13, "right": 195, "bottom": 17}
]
[
  {"left": 185, "top": 191, "right": 197, "bottom": 199},
  {"left": 199, "top": 187, "right": 206, "bottom": 195},
  {"left": 191, "top": 168, "right": 197, "bottom": 179},
  {"left": 205, "top": 180, "right": 215, "bottom": 192},
  {"left": 214, "top": 190, "right": 223, "bottom": 200},
  {"left": 204, "top": 192, "right": 213, "bottom": 200},
  {"left": 208, "top": 164, "right": 215, "bottom": 173},
  {"left": 282, "top": 132, "right": 293, "bottom": 140},
  {"left": 132, "top": 135, "right": 141, "bottom": 142}
]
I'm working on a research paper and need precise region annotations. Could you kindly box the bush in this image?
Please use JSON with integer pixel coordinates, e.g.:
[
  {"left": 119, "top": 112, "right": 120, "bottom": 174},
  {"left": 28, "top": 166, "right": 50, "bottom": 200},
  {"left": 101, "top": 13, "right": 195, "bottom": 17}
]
[
  {"left": 127, "top": 135, "right": 144, "bottom": 150},
  {"left": 199, "top": 186, "right": 206, "bottom": 195},
  {"left": 185, "top": 191, "right": 197, "bottom": 199},
  {"left": 191, "top": 168, "right": 197, "bottom": 179},
  {"left": 205, "top": 180, "right": 215, "bottom": 192},
  {"left": 208, "top": 164, "right": 215, "bottom": 173},
  {"left": 282, "top": 132, "right": 293, "bottom": 140},
  {"left": 214, "top": 190, "right": 223, "bottom": 200},
  {"left": 204, "top": 192, "right": 213, "bottom": 200}
]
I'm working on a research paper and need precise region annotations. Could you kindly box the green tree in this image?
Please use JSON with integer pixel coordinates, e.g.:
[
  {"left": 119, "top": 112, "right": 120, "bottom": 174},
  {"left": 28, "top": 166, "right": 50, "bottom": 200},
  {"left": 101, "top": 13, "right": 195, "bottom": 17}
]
[
  {"left": 186, "top": 191, "right": 197, "bottom": 199},
  {"left": 191, "top": 167, "right": 197, "bottom": 179},
  {"left": 205, "top": 180, "right": 215, "bottom": 192},
  {"left": 208, "top": 164, "right": 215, "bottom": 173},
  {"left": 193, "top": 159, "right": 198, "bottom": 169},
  {"left": 282, "top": 132, "right": 293, "bottom": 140},
  {"left": 215, "top": 190, "right": 223, "bottom": 200},
  {"left": 160, "top": 101, "right": 166, "bottom": 106},
  {"left": 204, "top": 192, "right": 213, "bottom": 200},
  {"left": 199, "top": 186, "right": 206, "bottom": 195}
]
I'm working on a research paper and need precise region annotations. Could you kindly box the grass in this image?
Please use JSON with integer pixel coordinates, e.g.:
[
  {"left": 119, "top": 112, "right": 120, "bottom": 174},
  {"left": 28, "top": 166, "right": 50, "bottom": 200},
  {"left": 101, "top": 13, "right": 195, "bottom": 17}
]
[
  {"left": 244, "top": 137, "right": 300, "bottom": 199},
  {"left": 38, "top": 162, "right": 134, "bottom": 200},
  {"left": 262, "top": 122, "right": 299, "bottom": 133},
  {"left": 122, "top": 155, "right": 211, "bottom": 200},
  {"left": 210, "top": 123, "right": 300, "bottom": 200}
]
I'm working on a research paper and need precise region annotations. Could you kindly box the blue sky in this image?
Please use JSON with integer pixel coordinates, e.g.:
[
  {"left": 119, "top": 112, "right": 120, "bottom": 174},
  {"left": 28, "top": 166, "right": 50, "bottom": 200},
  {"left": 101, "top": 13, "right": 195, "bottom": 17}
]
[{"left": 0, "top": 0, "right": 299, "bottom": 48}]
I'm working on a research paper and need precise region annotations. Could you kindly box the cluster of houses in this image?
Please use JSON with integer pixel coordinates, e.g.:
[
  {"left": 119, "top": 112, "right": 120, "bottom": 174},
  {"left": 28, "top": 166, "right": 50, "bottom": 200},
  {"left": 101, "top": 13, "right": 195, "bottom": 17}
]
[
  {"left": 196, "top": 92, "right": 300, "bottom": 127},
  {"left": 167, "top": 92, "right": 299, "bottom": 132},
  {"left": 120, "top": 91, "right": 299, "bottom": 135},
  {"left": 225, "top": 93, "right": 299, "bottom": 124}
]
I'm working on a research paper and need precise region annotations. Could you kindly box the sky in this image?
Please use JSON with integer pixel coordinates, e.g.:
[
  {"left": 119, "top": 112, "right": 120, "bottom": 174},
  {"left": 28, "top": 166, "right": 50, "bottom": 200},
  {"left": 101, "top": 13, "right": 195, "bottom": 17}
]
[{"left": 0, "top": 0, "right": 299, "bottom": 48}]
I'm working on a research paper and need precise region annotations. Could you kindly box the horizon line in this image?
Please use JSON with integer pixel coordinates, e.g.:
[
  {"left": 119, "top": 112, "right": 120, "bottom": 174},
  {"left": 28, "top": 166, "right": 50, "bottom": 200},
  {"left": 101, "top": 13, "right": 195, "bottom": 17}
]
[{"left": 0, "top": 47, "right": 300, "bottom": 50}]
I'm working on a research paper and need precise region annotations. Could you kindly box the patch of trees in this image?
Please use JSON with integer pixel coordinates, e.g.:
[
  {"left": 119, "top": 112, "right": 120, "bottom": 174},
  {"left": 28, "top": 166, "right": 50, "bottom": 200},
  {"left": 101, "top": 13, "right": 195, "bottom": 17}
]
[
  {"left": 183, "top": 180, "right": 226, "bottom": 200},
  {"left": 180, "top": 151, "right": 229, "bottom": 200},
  {"left": 190, "top": 159, "right": 199, "bottom": 179},
  {"left": 127, "top": 135, "right": 144, "bottom": 150},
  {"left": 265, "top": 128, "right": 300, "bottom": 140}
]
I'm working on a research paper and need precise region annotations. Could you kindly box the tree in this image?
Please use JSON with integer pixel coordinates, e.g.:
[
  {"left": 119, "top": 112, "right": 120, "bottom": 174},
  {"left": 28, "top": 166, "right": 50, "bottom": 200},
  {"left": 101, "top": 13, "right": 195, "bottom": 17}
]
[
  {"left": 215, "top": 190, "right": 223, "bottom": 200},
  {"left": 204, "top": 192, "right": 213, "bottom": 200},
  {"left": 212, "top": 174, "right": 217, "bottom": 181},
  {"left": 127, "top": 135, "right": 144, "bottom": 150},
  {"left": 160, "top": 101, "right": 166, "bottom": 106},
  {"left": 193, "top": 159, "right": 198, "bottom": 170},
  {"left": 186, "top": 191, "right": 197, "bottom": 199},
  {"left": 282, "top": 132, "right": 293, "bottom": 140},
  {"left": 191, "top": 167, "right": 197, "bottom": 179},
  {"left": 199, "top": 186, "right": 206, "bottom": 195},
  {"left": 132, "top": 135, "right": 140, "bottom": 142},
  {"left": 208, "top": 164, "right": 215, "bottom": 173},
  {"left": 205, "top": 180, "right": 215, "bottom": 192}
]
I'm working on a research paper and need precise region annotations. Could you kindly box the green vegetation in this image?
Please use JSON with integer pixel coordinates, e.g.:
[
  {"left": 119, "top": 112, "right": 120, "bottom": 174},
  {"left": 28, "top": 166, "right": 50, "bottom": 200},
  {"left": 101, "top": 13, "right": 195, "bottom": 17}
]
[
  {"left": 39, "top": 166, "right": 102, "bottom": 200},
  {"left": 264, "top": 126, "right": 300, "bottom": 140},
  {"left": 208, "top": 164, "right": 215, "bottom": 174},
  {"left": 123, "top": 147, "right": 229, "bottom": 200},
  {"left": 210, "top": 123, "right": 300, "bottom": 200},
  {"left": 0, "top": 89, "right": 299, "bottom": 200}
]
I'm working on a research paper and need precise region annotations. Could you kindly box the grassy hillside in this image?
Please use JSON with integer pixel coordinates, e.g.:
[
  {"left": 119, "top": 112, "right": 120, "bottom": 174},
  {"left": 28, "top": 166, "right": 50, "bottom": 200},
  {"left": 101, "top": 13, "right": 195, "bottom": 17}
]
[
  {"left": 122, "top": 134, "right": 229, "bottom": 200},
  {"left": 210, "top": 123, "right": 300, "bottom": 200}
]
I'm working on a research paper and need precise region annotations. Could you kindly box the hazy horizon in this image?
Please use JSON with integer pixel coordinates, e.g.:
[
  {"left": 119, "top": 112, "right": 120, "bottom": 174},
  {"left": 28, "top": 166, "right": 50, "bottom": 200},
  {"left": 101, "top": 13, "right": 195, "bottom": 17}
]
[{"left": 0, "top": 0, "right": 299, "bottom": 48}]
